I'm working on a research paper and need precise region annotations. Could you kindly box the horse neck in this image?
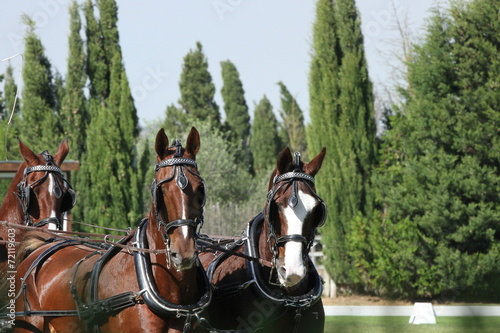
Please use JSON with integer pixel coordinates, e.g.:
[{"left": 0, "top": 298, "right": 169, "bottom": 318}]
[{"left": 145, "top": 210, "right": 199, "bottom": 303}]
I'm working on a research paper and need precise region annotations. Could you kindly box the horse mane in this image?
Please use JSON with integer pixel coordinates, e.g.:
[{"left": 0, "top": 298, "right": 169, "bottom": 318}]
[{"left": 15, "top": 231, "right": 52, "bottom": 266}]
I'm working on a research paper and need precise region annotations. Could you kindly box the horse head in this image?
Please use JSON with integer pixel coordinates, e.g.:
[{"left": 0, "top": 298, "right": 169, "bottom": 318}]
[
  {"left": 265, "top": 147, "right": 326, "bottom": 288},
  {"left": 150, "top": 127, "right": 205, "bottom": 271},
  {"left": 14, "top": 139, "right": 76, "bottom": 230}
]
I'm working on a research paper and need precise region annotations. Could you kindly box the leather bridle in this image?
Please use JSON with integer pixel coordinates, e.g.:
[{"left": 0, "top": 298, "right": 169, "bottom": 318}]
[
  {"left": 264, "top": 153, "right": 327, "bottom": 276},
  {"left": 150, "top": 142, "right": 205, "bottom": 264},
  {"left": 16, "top": 151, "right": 76, "bottom": 229}
]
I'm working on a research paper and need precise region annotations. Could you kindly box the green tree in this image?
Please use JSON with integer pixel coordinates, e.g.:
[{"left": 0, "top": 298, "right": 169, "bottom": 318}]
[
  {"left": 97, "top": 0, "right": 120, "bottom": 58},
  {"left": 19, "top": 16, "right": 62, "bottom": 152},
  {"left": 373, "top": 0, "right": 500, "bottom": 299},
  {"left": 192, "top": 120, "right": 258, "bottom": 236},
  {"left": 1, "top": 65, "right": 21, "bottom": 160},
  {"left": 249, "top": 96, "right": 281, "bottom": 174},
  {"left": 3, "top": 65, "right": 20, "bottom": 121},
  {"left": 277, "top": 81, "right": 307, "bottom": 157},
  {"left": 307, "top": 0, "right": 377, "bottom": 285},
  {"left": 162, "top": 103, "right": 185, "bottom": 138},
  {"left": 178, "top": 42, "right": 220, "bottom": 130},
  {"left": 76, "top": 0, "right": 142, "bottom": 230},
  {"left": 220, "top": 60, "right": 252, "bottom": 170},
  {"left": 83, "top": 0, "right": 109, "bottom": 100},
  {"left": 60, "top": 1, "right": 88, "bottom": 160}
]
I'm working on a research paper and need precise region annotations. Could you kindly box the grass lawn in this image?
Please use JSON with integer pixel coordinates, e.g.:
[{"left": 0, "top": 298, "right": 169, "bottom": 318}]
[{"left": 324, "top": 316, "right": 500, "bottom": 333}]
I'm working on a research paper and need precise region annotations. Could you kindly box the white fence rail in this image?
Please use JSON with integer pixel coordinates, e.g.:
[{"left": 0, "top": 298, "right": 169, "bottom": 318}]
[{"left": 324, "top": 305, "right": 500, "bottom": 317}]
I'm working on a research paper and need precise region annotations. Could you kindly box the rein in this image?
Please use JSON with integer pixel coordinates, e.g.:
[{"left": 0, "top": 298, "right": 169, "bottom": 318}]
[{"left": 197, "top": 234, "right": 273, "bottom": 267}]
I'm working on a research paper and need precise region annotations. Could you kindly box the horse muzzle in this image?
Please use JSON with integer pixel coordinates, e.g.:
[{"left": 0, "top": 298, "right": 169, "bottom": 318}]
[{"left": 170, "top": 252, "right": 197, "bottom": 271}]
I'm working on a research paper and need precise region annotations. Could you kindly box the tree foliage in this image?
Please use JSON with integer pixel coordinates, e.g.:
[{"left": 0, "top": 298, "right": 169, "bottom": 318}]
[
  {"left": 307, "top": 0, "right": 377, "bottom": 285},
  {"left": 178, "top": 42, "right": 220, "bottom": 131},
  {"left": 0, "top": 65, "right": 21, "bottom": 161},
  {"left": 19, "top": 16, "right": 62, "bottom": 152},
  {"left": 371, "top": 0, "right": 500, "bottom": 299},
  {"left": 249, "top": 96, "right": 282, "bottom": 174},
  {"left": 221, "top": 60, "right": 252, "bottom": 171},
  {"left": 60, "top": 1, "right": 88, "bottom": 160},
  {"left": 75, "top": 0, "right": 142, "bottom": 230},
  {"left": 277, "top": 81, "right": 306, "bottom": 158}
]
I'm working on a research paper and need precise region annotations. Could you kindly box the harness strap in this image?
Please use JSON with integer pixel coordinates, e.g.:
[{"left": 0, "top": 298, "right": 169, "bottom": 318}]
[
  {"left": 86, "top": 233, "right": 134, "bottom": 333},
  {"left": 10, "top": 310, "right": 80, "bottom": 317},
  {"left": 32, "top": 217, "right": 63, "bottom": 230},
  {"left": 6, "top": 239, "right": 74, "bottom": 316},
  {"left": 275, "top": 234, "right": 308, "bottom": 247},
  {"left": 197, "top": 236, "right": 272, "bottom": 267},
  {"left": 161, "top": 218, "right": 198, "bottom": 234},
  {"left": 80, "top": 292, "right": 138, "bottom": 324},
  {"left": 245, "top": 214, "right": 323, "bottom": 308},
  {"left": 134, "top": 219, "right": 212, "bottom": 317}
]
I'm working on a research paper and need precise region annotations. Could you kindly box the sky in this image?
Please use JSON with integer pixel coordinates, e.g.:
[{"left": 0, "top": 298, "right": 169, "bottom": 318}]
[{"left": 0, "top": 0, "right": 438, "bottom": 127}]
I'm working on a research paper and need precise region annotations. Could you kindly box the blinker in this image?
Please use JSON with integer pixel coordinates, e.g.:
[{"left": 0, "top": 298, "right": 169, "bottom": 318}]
[{"left": 176, "top": 167, "right": 189, "bottom": 190}]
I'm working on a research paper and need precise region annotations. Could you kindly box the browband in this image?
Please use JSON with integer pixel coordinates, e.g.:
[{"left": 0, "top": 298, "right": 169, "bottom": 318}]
[
  {"left": 25, "top": 165, "right": 63, "bottom": 175},
  {"left": 273, "top": 172, "right": 315, "bottom": 185},
  {"left": 155, "top": 158, "right": 197, "bottom": 171}
]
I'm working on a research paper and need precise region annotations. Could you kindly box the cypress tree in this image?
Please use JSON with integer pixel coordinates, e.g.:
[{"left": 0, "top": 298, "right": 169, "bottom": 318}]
[
  {"left": 61, "top": 1, "right": 88, "bottom": 160},
  {"left": 307, "top": 0, "right": 377, "bottom": 285},
  {"left": 374, "top": 0, "right": 500, "bottom": 299},
  {"left": 83, "top": 0, "right": 109, "bottom": 100},
  {"left": 249, "top": 96, "right": 281, "bottom": 174},
  {"left": 220, "top": 60, "right": 252, "bottom": 170},
  {"left": 3, "top": 66, "right": 20, "bottom": 120},
  {"left": 97, "top": 0, "right": 120, "bottom": 58},
  {"left": 178, "top": 42, "right": 221, "bottom": 130},
  {"left": 1, "top": 65, "right": 21, "bottom": 160},
  {"left": 162, "top": 103, "right": 185, "bottom": 138},
  {"left": 19, "top": 16, "right": 62, "bottom": 152},
  {"left": 76, "top": 0, "right": 142, "bottom": 229},
  {"left": 277, "top": 81, "right": 307, "bottom": 157}
]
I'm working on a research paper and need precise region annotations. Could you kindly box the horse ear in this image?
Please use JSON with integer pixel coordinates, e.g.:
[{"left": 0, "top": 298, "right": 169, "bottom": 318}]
[
  {"left": 53, "top": 139, "right": 69, "bottom": 166},
  {"left": 185, "top": 127, "right": 200, "bottom": 156},
  {"left": 18, "top": 139, "right": 38, "bottom": 165},
  {"left": 304, "top": 147, "right": 326, "bottom": 177},
  {"left": 155, "top": 128, "right": 169, "bottom": 160},
  {"left": 276, "top": 147, "right": 292, "bottom": 175}
]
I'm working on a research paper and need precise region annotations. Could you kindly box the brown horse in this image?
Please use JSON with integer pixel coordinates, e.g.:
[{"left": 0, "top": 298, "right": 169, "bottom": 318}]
[
  {"left": 10, "top": 127, "right": 209, "bottom": 333},
  {"left": 0, "top": 139, "right": 75, "bottom": 267},
  {"left": 199, "top": 147, "right": 326, "bottom": 333}
]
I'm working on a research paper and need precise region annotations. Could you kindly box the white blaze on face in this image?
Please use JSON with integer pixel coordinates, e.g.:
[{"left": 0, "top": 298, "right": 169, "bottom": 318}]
[
  {"left": 280, "top": 190, "right": 317, "bottom": 287},
  {"left": 47, "top": 173, "right": 59, "bottom": 231},
  {"left": 180, "top": 194, "right": 190, "bottom": 239}
]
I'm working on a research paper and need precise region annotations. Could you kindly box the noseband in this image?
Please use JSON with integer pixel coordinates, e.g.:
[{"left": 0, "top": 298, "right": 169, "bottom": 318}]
[
  {"left": 264, "top": 153, "right": 326, "bottom": 273},
  {"left": 16, "top": 151, "right": 76, "bottom": 229}
]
